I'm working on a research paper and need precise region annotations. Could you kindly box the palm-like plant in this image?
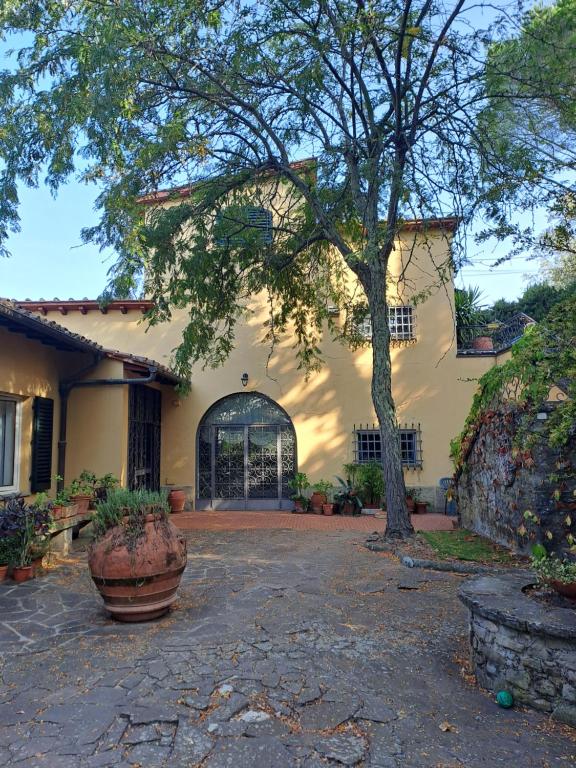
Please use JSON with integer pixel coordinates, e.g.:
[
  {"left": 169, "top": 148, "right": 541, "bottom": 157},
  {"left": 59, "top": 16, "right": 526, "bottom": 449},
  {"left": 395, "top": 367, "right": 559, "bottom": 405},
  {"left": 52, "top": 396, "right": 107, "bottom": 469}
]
[{"left": 455, "top": 285, "right": 486, "bottom": 344}]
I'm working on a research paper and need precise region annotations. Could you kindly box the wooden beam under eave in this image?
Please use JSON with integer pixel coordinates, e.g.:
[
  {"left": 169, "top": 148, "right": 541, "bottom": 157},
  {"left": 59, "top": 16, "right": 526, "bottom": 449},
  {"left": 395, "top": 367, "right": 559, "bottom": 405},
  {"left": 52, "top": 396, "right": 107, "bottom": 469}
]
[
  {"left": 58, "top": 306, "right": 68, "bottom": 315},
  {"left": 79, "top": 306, "right": 87, "bottom": 315}
]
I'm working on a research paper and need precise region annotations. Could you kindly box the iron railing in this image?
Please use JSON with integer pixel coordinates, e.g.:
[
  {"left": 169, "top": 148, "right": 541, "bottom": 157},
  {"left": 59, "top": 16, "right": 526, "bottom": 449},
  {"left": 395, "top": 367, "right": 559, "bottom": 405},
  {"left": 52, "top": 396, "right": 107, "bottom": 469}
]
[{"left": 457, "top": 313, "right": 535, "bottom": 354}]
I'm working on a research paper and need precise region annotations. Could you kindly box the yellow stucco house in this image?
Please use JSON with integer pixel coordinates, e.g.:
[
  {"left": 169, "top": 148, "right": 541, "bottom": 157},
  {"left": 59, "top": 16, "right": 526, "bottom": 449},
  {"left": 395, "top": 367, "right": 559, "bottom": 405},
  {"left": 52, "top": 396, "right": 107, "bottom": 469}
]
[{"left": 1, "top": 204, "right": 527, "bottom": 511}]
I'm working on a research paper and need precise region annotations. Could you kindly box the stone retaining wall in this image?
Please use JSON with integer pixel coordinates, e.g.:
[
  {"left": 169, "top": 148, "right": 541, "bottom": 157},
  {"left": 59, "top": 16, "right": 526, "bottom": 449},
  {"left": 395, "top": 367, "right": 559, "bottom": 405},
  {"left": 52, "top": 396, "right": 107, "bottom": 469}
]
[
  {"left": 459, "top": 573, "right": 576, "bottom": 726},
  {"left": 456, "top": 404, "right": 576, "bottom": 555}
]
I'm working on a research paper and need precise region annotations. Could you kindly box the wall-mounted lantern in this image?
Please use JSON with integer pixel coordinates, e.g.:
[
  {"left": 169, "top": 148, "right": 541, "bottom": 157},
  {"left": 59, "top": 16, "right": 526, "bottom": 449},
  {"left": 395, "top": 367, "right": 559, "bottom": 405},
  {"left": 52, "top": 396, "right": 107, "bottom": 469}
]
[{"left": 241, "top": 372, "right": 249, "bottom": 388}]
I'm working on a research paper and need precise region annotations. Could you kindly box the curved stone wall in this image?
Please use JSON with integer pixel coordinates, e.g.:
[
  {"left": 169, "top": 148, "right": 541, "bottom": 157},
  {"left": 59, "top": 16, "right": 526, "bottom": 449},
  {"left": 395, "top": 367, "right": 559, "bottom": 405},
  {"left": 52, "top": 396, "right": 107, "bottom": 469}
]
[{"left": 459, "top": 573, "right": 576, "bottom": 726}]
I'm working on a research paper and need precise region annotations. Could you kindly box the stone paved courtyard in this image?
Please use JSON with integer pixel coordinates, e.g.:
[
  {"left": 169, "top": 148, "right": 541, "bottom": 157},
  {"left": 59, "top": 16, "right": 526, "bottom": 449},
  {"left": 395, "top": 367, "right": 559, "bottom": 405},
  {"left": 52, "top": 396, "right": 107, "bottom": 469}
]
[{"left": 0, "top": 528, "right": 575, "bottom": 767}]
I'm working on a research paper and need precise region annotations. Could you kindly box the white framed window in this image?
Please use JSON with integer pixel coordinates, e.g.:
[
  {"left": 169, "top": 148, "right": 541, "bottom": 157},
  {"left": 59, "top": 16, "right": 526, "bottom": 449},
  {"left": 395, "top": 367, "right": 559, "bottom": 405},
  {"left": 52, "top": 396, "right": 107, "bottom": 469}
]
[
  {"left": 389, "top": 306, "right": 415, "bottom": 340},
  {"left": 357, "top": 306, "right": 415, "bottom": 341},
  {"left": 0, "top": 396, "right": 20, "bottom": 493}
]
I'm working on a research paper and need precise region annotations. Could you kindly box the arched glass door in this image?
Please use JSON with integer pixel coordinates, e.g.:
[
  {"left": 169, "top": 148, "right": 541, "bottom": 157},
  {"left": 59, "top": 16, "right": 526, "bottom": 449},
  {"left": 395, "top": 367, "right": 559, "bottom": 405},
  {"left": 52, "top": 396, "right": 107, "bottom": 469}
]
[{"left": 196, "top": 393, "right": 296, "bottom": 510}]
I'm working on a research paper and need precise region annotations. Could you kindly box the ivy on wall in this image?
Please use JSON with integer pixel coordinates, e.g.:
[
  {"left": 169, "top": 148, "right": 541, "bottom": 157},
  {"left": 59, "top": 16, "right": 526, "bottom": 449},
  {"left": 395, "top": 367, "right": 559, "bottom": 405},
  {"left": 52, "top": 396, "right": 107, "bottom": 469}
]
[
  {"left": 452, "top": 296, "right": 576, "bottom": 555},
  {"left": 452, "top": 296, "right": 576, "bottom": 472}
]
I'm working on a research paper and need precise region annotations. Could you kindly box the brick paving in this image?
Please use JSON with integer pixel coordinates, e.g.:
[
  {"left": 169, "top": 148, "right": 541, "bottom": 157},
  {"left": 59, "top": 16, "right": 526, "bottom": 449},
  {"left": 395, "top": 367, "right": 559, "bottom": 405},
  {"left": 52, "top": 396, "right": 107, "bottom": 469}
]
[
  {"left": 173, "top": 510, "right": 455, "bottom": 532},
  {"left": 0, "top": 528, "right": 573, "bottom": 767}
]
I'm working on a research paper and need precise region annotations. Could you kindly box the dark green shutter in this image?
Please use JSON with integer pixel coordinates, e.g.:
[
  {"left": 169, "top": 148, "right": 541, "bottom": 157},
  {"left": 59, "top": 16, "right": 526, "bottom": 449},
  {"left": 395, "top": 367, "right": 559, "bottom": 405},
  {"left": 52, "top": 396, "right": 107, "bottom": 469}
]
[{"left": 31, "top": 397, "right": 54, "bottom": 492}]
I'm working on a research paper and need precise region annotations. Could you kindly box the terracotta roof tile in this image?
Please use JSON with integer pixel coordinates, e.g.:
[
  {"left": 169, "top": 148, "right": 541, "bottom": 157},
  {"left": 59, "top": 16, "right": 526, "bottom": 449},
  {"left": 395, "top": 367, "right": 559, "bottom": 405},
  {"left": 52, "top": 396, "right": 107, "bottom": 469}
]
[{"left": 0, "top": 299, "right": 182, "bottom": 385}]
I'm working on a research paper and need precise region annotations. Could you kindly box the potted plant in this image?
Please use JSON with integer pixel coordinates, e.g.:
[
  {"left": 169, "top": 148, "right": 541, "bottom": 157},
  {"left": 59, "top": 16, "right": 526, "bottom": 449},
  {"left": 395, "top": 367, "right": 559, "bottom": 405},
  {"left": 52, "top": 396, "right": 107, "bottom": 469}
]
[
  {"left": 94, "top": 473, "right": 119, "bottom": 503},
  {"left": 321, "top": 485, "right": 336, "bottom": 516},
  {"left": 88, "top": 488, "right": 187, "bottom": 621},
  {"left": 532, "top": 545, "right": 576, "bottom": 600},
  {"left": 29, "top": 493, "right": 53, "bottom": 572},
  {"left": 415, "top": 499, "right": 429, "bottom": 514},
  {"left": 0, "top": 497, "right": 51, "bottom": 582},
  {"left": 405, "top": 487, "right": 418, "bottom": 513},
  {"left": 311, "top": 479, "right": 332, "bottom": 514},
  {"left": 49, "top": 477, "right": 71, "bottom": 521},
  {"left": 288, "top": 472, "right": 310, "bottom": 513},
  {"left": 471, "top": 334, "right": 494, "bottom": 351},
  {"left": 69, "top": 470, "right": 96, "bottom": 514},
  {"left": 0, "top": 535, "right": 18, "bottom": 581},
  {"left": 412, "top": 489, "right": 429, "bottom": 514},
  {"left": 357, "top": 462, "right": 384, "bottom": 512},
  {"left": 334, "top": 475, "right": 362, "bottom": 516}
]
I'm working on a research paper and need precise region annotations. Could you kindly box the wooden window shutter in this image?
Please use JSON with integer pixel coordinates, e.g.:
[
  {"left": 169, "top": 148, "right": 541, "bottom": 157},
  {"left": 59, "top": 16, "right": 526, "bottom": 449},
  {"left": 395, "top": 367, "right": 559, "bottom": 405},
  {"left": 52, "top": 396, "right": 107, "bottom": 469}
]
[{"left": 31, "top": 397, "right": 54, "bottom": 492}]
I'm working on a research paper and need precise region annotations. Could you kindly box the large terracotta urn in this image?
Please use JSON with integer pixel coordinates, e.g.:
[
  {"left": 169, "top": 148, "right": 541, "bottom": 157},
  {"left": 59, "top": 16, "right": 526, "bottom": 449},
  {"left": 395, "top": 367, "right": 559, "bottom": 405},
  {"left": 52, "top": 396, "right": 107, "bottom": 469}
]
[{"left": 88, "top": 514, "right": 187, "bottom": 622}]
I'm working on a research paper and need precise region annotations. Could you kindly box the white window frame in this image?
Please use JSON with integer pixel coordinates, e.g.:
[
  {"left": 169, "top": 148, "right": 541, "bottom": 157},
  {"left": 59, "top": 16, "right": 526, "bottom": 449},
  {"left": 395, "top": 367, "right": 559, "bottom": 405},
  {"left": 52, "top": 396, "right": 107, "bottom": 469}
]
[
  {"left": 389, "top": 305, "right": 415, "bottom": 341},
  {"left": 0, "top": 395, "right": 21, "bottom": 495},
  {"left": 357, "top": 306, "right": 415, "bottom": 341}
]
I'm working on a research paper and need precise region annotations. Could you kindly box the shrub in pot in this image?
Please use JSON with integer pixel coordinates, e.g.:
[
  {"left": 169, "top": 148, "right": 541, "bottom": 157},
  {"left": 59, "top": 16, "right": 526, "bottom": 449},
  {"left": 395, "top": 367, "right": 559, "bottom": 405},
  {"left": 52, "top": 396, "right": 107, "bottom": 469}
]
[
  {"left": 0, "top": 497, "right": 51, "bottom": 582},
  {"left": 357, "top": 462, "right": 384, "bottom": 510},
  {"left": 88, "top": 489, "right": 187, "bottom": 621},
  {"left": 69, "top": 471, "right": 96, "bottom": 513},
  {"left": 532, "top": 545, "right": 576, "bottom": 599},
  {"left": 288, "top": 472, "right": 310, "bottom": 513},
  {"left": 405, "top": 488, "right": 418, "bottom": 513},
  {"left": 334, "top": 475, "right": 362, "bottom": 516},
  {"left": 0, "top": 535, "right": 18, "bottom": 581},
  {"left": 93, "top": 473, "right": 120, "bottom": 504},
  {"left": 311, "top": 479, "right": 332, "bottom": 514},
  {"left": 50, "top": 480, "right": 73, "bottom": 521}
]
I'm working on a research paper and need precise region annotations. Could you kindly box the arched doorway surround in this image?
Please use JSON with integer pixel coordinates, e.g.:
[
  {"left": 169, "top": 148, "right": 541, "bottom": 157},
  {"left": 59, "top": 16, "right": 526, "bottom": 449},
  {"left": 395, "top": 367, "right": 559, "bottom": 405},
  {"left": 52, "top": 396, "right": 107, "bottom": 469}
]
[{"left": 196, "top": 392, "right": 297, "bottom": 510}]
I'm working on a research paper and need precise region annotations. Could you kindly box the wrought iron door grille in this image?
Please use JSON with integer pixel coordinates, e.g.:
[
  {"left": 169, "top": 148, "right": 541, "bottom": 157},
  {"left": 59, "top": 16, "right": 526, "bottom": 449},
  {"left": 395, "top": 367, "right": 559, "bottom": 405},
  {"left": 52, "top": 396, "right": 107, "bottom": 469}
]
[
  {"left": 196, "top": 393, "right": 296, "bottom": 506},
  {"left": 128, "top": 386, "right": 161, "bottom": 490}
]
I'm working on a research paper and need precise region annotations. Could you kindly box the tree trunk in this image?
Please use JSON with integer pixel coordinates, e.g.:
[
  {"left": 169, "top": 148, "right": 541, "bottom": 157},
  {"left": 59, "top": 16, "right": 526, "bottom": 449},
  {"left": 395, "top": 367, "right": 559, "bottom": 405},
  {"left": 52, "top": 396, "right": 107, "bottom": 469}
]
[{"left": 364, "top": 264, "right": 415, "bottom": 539}]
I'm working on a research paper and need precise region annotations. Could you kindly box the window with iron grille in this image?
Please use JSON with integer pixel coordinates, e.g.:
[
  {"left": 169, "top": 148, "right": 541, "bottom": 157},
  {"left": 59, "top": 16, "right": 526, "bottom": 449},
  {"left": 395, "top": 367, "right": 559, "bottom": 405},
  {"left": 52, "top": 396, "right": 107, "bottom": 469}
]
[
  {"left": 214, "top": 206, "right": 273, "bottom": 247},
  {"left": 389, "top": 306, "right": 414, "bottom": 340},
  {"left": 357, "top": 306, "right": 415, "bottom": 341},
  {"left": 353, "top": 423, "right": 422, "bottom": 468}
]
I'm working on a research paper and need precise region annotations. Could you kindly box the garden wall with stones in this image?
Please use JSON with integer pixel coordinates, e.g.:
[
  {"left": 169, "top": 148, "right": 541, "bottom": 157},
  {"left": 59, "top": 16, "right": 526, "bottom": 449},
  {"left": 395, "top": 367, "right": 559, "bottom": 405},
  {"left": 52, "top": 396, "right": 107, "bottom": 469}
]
[
  {"left": 460, "top": 574, "right": 576, "bottom": 726},
  {"left": 455, "top": 403, "right": 576, "bottom": 555}
]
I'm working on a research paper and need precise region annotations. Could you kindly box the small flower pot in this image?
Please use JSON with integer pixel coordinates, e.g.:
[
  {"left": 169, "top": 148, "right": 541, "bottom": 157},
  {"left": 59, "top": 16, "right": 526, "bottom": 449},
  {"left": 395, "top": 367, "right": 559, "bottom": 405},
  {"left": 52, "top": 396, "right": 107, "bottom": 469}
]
[
  {"left": 292, "top": 499, "right": 306, "bottom": 514},
  {"left": 70, "top": 495, "right": 91, "bottom": 515},
  {"left": 31, "top": 555, "right": 44, "bottom": 575},
  {"left": 12, "top": 565, "right": 34, "bottom": 583},
  {"left": 310, "top": 492, "right": 327, "bottom": 514},
  {"left": 322, "top": 503, "right": 335, "bottom": 516},
  {"left": 406, "top": 497, "right": 416, "bottom": 513},
  {"left": 168, "top": 489, "right": 186, "bottom": 513},
  {"left": 415, "top": 501, "right": 429, "bottom": 514},
  {"left": 472, "top": 336, "right": 493, "bottom": 351},
  {"left": 0, "top": 564, "right": 9, "bottom": 582}
]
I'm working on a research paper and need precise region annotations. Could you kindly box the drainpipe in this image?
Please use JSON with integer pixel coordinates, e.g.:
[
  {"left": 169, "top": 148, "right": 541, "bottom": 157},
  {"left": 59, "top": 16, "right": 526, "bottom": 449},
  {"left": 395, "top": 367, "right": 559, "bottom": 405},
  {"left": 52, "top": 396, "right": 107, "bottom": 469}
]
[{"left": 57, "top": 359, "right": 158, "bottom": 490}]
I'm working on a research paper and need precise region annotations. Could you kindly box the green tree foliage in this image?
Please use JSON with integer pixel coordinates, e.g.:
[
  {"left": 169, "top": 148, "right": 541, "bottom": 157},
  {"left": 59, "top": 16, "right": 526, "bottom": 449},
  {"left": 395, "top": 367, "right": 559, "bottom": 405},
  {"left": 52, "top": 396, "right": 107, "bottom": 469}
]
[
  {"left": 489, "top": 281, "right": 576, "bottom": 322},
  {"left": 454, "top": 285, "right": 489, "bottom": 344},
  {"left": 482, "top": 0, "right": 576, "bottom": 254},
  {"left": 0, "top": 1, "right": 573, "bottom": 538}
]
